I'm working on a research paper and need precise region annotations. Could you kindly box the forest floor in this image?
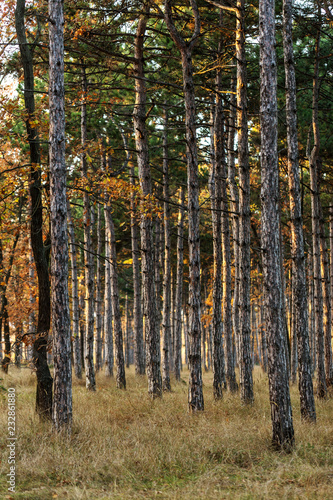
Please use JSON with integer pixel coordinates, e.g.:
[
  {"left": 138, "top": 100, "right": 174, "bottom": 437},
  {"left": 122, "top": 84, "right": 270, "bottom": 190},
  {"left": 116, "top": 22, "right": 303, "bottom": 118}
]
[{"left": 0, "top": 365, "right": 332, "bottom": 500}]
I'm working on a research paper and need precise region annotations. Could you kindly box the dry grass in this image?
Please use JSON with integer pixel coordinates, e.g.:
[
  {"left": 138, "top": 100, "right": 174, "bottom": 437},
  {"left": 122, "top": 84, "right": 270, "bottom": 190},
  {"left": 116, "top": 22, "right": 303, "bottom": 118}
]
[{"left": 0, "top": 366, "right": 332, "bottom": 499}]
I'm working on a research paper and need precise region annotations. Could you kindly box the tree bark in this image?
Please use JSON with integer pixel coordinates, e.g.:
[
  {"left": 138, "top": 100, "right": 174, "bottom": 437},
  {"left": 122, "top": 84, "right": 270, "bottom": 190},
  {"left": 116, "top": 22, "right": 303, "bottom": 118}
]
[
  {"left": 95, "top": 202, "right": 104, "bottom": 372},
  {"left": 106, "top": 201, "right": 126, "bottom": 389},
  {"left": 236, "top": 0, "right": 253, "bottom": 403},
  {"left": 165, "top": 0, "right": 204, "bottom": 412},
  {"left": 162, "top": 106, "right": 171, "bottom": 391},
  {"left": 15, "top": 0, "right": 53, "bottom": 419},
  {"left": 49, "top": 0, "right": 72, "bottom": 431},
  {"left": 282, "top": 0, "right": 315, "bottom": 418},
  {"left": 309, "top": 21, "right": 327, "bottom": 399},
  {"left": 81, "top": 67, "right": 96, "bottom": 391},
  {"left": 67, "top": 201, "right": 82, "bottom": 379},
  {"left": 260, "top": 0, "right": 295, "bottom": 450},
  {"left": 175, "top": 186, "right": 185, "bottom": 381},
  {"left": 227, "top": 76, "right": 240, "bottom": 367},
  {"left": 209, "top": 97, "right": 224, "bottom": 399},
  {"left": 130, "top": 165, "right": 145, "bottom": 375},
  {"left": 133, "top": 12, "right": 162, "bottom": 397}
]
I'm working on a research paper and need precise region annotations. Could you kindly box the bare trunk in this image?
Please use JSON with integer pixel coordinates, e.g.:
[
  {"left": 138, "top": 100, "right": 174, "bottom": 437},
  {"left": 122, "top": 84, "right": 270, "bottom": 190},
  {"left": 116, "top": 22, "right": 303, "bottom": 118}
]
[
  {"left": 309, "top": 22, "right": 327, "bottom": 398},
  {"left": 162, "top": 107, "right": 171, "bottom": 390},
  {"left": 130, "top": 165, "right": 145, "bottom": 375},
  {"left": 260, "top": 0, "right": 295, "bottom": 449},
  {"left": 81, "top": 67, "right": 96, "bottom": 391},
  {"left": 283, "top": 0, "right": 315, "bottom": 418},
  {"left": 236, "top": 0, "right": 253, "bottom": 403},
  {"left": 49, "top": 0, "right": 72, "bottom": 430},
  {"left": 68, "top": 201, "right": 82, "bottom": 379},
  {"left": 95, "top": 202, "right": 104, "bottom": 372},
  {"left": 175, "top": 187, "right": 185, "bottom": 381},
  {"left": 104, "top": 202, "right": 114, "bottom": 378},
  {"left": 227, "top": 77, "right": 240, "bottom": 367},
  {"left": 134, "top": 13, "right": 161, "bottom": 397},
  {"left": 165, "top": 0, "right": 203, "bottom": 411},
  {"left": 209, "top": 96, "right": 224, "bottom": 398},
  {"left": 105, "top": 200, "right": 126, "bottom": 389},
  {"left": 15, "top": 0, "right": 53, "bottom": 418}
]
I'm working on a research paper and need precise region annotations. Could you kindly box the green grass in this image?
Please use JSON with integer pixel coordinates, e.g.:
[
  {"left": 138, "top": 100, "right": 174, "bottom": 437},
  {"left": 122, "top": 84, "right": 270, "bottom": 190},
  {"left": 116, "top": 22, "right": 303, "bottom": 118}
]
[{"left": 0, "top": 366, "right": 332, "bottom": 499}]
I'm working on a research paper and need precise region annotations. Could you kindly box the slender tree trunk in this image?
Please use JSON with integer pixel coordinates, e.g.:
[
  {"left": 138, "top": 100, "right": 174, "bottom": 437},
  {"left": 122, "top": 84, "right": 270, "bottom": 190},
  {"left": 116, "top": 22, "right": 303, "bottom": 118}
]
[
  {"left": 95, "top": 202, "right": 104, "bottom": 372},
  {"left": 309, "top": 21, "right": 327, "bottom": 398},
  {"left": 104, "top": 200, "right": 114, "bottom": 378},
  {"left": 165, "top": 0, "right": 204, "bottom": 412},
  {"left": 236, "top": 0, "right": 253, "bottom": 403},
  {"left": 162, "top": 106, "right": 171, "bottom": 390},
  {"left": 130, "top": 165, "right": 145, "bottom": 375},
  {"left": 105, "top": 199, "right": 126, "bottom": 389},
  {"left": 1, "top": 297, "right": 10, "bottom": 373},
  {"left": 68, "top": 201, "right": 82, "bottom": 379},
  {"left": 227, "top": 76, "right": 240, "bottom": 367},
  {"left": 330, "top": 207, "right": 333, "bottom": 381},
  {"left": 15, "top": 0, "right": 53, "bottom": 418},
  {"left": 134, "top": 13, "right": 161, "bottom": 397},
  {"left": 209, "top": 97, "right": 224, "bottom": 398},
  {"left": 81, "top": 67, "right": 96, "bottom": 391},
  {"left": 260, "top": 0, "right": 295, "bottom": 449},
  {"left": 282, "top": 0, "right": 315, "bottom": 417},
  {"left": 175, "top": 186, "right": 185, "bottom": 381},
  {"left": 319, "top": 217, "right": 333, "bottom": 386}
]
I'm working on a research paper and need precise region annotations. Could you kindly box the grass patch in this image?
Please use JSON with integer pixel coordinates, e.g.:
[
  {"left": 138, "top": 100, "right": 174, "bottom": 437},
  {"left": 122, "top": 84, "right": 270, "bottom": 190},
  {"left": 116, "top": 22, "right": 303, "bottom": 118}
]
[{"left": 0, "top": 366, "right": 332, "bottom": 499}]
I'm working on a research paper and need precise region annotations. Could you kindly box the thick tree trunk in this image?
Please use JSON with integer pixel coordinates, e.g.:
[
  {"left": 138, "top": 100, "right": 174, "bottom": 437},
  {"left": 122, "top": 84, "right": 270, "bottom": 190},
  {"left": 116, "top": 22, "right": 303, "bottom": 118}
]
[
  {"left": 130, "top": 165, "right": 145, "bottom": 375},
  {"left": 309, "top": 23, "right": 327, "bottom": 399},
  {"left": 134, "top": 13, "right": 161, "bottom": 397},
  {"left": 165, "top": 0, "right": 204, "bottom": 412},
  {"left": 162, "top": 107, "right": 171, "bottom": 391},
  {"left": 283, "top": 0, "right": 315, "bottom": 418},
  {"left": 15, "top": 0, "right": 53, "bottom": 419},
  {"left": 236, "top": 0, "right": 253, "bottom": 403},
  {"left": 95, "top": 202, "right": 104, "bottom": 372},
  {"left": 49, "top": 0, "right": 72, "bottom": 430},
  {"left": 68, "top": 201, "right": 82, "bottom": 379},
  {"left": 260, "top": 0, "right": 295, "bottom": 449},
  {"left": 175, "top": 186, "right": 185, "bottom": 381}
]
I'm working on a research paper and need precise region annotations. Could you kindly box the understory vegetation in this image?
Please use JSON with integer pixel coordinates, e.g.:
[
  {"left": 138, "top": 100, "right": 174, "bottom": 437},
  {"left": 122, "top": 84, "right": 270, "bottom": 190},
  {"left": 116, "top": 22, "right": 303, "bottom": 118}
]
[{"left": 1, "top": 366, "right": 332, "bottom": 499}]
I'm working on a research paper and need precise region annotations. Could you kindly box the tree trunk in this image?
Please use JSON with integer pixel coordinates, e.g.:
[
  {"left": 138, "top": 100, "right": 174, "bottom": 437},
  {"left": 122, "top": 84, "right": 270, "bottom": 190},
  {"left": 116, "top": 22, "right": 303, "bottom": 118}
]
[
  {"left": 227, "top": 76, "right": 240, "bottom": 367},
  {"left": 1, "top": 297, "right": 10, "bottom": 373},
  {"left": 309, "top": 21, "right": 327, "bottom": 399},
  {"left": 209, "top": 97, "right": 224, "bottom": 399},
  {"left": 105, "top": 198, "right": 126, "bottom": 389},
  {"left": 15, "top": 0, "right": 53, "bottom": 419},
  {"left": 133, "top": 13, "right": 161, "bottom": 397},
  {"left": 95, "top": 202, "right": 104, "bottom": 372},
  {"left": 81, "top": 67, "right": 96, "bottom": 391},
  {"left": 104, "top": 200, "right": 114, "bottom": 378},
  {"left": 282, "top": 0, "right": 315, "bottom": 417},
  {"left": 165, "top": 0, "right": 204, "bottom": 412},
  {"left": 130, "top": 165, "right": 145, "bottom": 375},
  {"left": 68, "top": 201, "right": 82, "bottom": 379},
  {"left": 162, "top": 106, "right": 171, "bottom": 391},
  {"left": 236, "top": 0, "right": 253, "bottom": 403},
  {"left": 319, "top": 217, "right": 333, "bottom": 386},
  {"left": 49, "top": 0, "right": 72, "bottom": 430},
  {"left": 260, "top": 0, "right": 295, "bottom": 450},
  {"left": 175, "top": 186, "right": 185, "bottom": 381}
]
